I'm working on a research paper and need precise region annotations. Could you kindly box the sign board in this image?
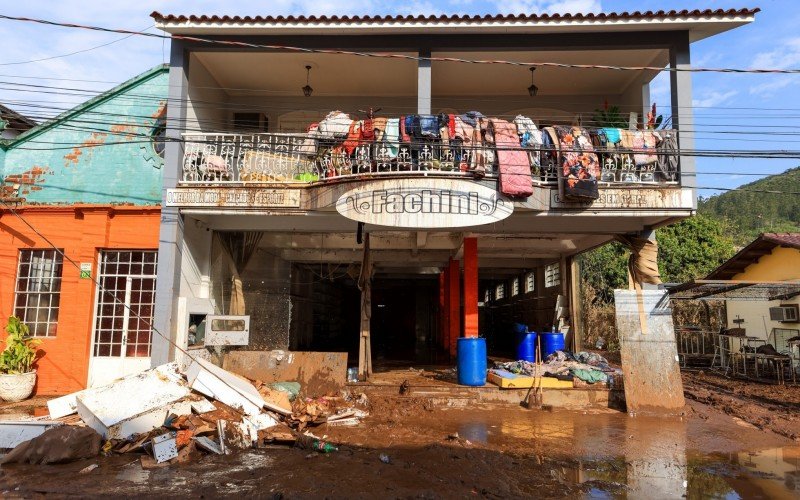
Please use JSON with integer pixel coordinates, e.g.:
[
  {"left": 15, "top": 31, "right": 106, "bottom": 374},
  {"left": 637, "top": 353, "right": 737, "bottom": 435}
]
[
  {"left": 165, "top": 188, "right": 301, "bottom": 209},
  {"left": 80, "top": 262, "right": 92, "bottom": 279},
  {"left": 336, "top": 178, "right": 513, "bottom": 228},
  {"left": 549, "top": 188, "right": 691, "bottom": 210}
]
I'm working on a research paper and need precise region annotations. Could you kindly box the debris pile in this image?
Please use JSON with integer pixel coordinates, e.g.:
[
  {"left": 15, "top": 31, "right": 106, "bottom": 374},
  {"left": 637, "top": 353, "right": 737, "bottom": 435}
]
[
  {"left": 494, "top": 350, "right": 622, "bottom": 386},
  {"left": 0, "top": 359, "right": 368, "bottom": 467}
]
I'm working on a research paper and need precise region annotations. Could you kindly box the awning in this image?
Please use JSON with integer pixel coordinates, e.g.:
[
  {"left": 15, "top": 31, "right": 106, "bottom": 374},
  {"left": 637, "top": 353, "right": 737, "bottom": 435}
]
[{"left": 667, "top": 280, "right": 800, "bottom": 301}]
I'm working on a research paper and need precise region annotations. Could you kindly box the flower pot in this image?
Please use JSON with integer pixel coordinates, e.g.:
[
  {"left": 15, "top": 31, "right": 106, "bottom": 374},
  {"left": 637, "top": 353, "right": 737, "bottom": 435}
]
[{"left": 0, "top": 371, "right": 36, "bottom": 402}]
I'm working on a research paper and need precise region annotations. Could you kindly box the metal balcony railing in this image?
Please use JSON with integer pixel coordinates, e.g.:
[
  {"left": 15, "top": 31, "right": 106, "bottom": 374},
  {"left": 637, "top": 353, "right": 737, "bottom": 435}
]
[{"left": 179, "top": 131, "right": 680, "bottom": 186}]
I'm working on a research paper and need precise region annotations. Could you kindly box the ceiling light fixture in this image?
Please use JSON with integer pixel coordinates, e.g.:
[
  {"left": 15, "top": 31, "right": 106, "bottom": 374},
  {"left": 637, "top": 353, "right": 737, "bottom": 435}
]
[
  {"left": 302, "top": 65, "right": 313, "bottom": 97},
  {"left": 527, "top": 67, "right": 538, "bottom": 97}
]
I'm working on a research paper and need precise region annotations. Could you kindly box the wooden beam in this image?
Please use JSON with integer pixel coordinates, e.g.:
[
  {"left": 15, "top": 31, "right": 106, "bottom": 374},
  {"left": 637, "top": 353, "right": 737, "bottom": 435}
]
[{"left": 358, "top": 234, "right": 373, "bottom": 380}]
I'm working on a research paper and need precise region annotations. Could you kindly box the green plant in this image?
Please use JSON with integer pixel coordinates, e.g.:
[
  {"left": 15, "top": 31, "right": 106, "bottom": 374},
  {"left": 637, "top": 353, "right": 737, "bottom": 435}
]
[
  {"left": 1, "top": 317, "right": 41, "bottom": 374},
  {"left": 592, "top": 101, "right": 628, "bottom": 128}
]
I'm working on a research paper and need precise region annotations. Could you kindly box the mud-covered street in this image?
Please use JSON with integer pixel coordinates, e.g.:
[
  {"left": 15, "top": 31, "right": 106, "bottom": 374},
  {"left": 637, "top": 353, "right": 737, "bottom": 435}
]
[{"left": 1, "top": 370, "right": 798, "bottom": 499}]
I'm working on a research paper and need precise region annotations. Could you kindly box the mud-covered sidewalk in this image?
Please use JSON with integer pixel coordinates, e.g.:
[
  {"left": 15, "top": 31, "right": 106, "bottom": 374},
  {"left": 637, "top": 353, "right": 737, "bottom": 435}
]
[
  {"left": 1, "top": 377, "right": 798, "bottom": 498},
  {"left": 683, "top": 370, "right": 800, "bottom": 441}
]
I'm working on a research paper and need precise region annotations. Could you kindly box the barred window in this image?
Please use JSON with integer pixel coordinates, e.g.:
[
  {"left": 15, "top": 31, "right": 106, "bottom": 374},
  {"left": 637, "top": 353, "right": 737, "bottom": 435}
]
[
  {"left": 525, "top": 272, "right": 536, "bottom": 293},
  {"left": 511, "top": 278, "right": 520, "bottom": 297},
  {"left": 14, "top": 249, "right": 63, "bottom": 337},
  {"left": 495, "top": 283, "right": 505, "bottom": 301},
  {"left": 545, "top": 263, "right": 561, "bottom": 288}
]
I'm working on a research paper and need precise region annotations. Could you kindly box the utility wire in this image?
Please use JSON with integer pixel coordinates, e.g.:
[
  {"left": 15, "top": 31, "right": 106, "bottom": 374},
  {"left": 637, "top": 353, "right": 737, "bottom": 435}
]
[
  {"left": 0, "top": 24, "right": 154, "bottom": 66},
  {"left": 0, "top": 13, "right": 799, "bottom": 75}
]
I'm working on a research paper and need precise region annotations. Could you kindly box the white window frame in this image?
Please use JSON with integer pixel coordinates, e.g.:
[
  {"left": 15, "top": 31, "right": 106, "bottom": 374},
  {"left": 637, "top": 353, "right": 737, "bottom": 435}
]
[
  {"left": 14, "top": 249, "right": 63, "bottom": 337},
  {"left": 92, "top": 250, "right": 158, "bottom": 358},
  {"left": 495, "top": 283, "right": 505, "bottom": 301},
  {"left": 545, "top": 263, "right": 561, "bottom": 289},
  {"left": 525, "top": 272, "right": 536, "bottom": 293}
]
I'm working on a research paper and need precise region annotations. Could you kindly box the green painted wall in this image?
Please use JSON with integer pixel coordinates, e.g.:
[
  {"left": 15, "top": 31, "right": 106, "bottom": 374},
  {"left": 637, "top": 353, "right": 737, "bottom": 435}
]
[{"left": 1, "top": 66, "right": 168, "bottom": 205}]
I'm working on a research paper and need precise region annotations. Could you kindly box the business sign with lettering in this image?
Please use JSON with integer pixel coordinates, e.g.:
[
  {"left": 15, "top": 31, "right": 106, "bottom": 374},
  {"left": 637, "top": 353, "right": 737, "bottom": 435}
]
[
  {"left": 336, "top": 178, "right": 513, "bottom": 228},
  {"left": 549, "top": 188, "right": 691, "bottom": 210},
  {"left": 165, "top": 188, "right": 301, "bottom": 209}
]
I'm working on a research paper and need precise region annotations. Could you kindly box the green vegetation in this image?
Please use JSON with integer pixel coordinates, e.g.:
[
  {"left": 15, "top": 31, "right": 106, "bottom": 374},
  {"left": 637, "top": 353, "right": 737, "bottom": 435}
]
[
  {"left": 698, "top": 166, "right": 800, "bottom": 246},
  {"left": 579, "top": 213, "right": 736, "bottom": 303},
  {"left": 1, "top": 317, "right": 41, "bottom": 374}
]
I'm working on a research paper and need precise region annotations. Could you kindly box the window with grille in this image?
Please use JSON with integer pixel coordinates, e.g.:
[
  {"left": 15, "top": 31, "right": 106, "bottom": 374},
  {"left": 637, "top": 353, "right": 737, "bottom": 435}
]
[
  {"left": 525, "top": 272, "right": 536, "bottom": 293},
  {"left": 14, "top": 249, "right": 63, "bottom": 337},
  {"left": 484, "top": 289, "right": 491, "bottom": 304},
  {"left": 545, "top": 263, "right": 561, "bottom": 288},
  {"left": 495, "top": 283, "right": 505, "bottom": 301},
  {"left": 511, "top": 278, "right": 520, "bottom": 296},
  {"left": 93, "top": 251, "right": 158, "bottom": 358}
]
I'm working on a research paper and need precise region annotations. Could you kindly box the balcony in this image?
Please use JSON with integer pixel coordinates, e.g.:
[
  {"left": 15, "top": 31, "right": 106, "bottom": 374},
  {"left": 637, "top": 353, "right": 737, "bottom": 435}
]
[{"left": 178, "top": 128, "right": 681, "bottom": 188}]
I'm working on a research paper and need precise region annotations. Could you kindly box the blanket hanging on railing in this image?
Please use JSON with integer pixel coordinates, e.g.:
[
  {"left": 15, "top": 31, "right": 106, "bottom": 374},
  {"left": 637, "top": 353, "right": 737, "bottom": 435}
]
[{"left": 489, "top": 118, "right": 533, "bottom": 198}]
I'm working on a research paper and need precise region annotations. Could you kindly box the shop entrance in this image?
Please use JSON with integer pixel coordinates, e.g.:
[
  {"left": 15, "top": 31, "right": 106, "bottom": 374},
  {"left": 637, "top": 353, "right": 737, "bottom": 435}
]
[
  {"left": 289, "top": 267, "right": 442, "bottom": 366},
  {"left": 371, "top": 277, "right": 440, "bottom": 365}
]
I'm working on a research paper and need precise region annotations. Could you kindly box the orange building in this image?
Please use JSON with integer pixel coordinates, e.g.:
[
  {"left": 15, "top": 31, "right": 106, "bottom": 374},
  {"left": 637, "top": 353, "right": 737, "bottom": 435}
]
[{"left": 0, "top": 67, "right": 167, "bottom": 394}]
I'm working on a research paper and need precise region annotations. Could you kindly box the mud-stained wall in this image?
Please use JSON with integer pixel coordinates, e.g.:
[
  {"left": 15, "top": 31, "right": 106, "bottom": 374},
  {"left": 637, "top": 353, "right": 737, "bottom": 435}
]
[
  {"left": 209, "top": 240, "right": 293, "bottom": 351},
  {"left": 1, "top": 67, "right": 168, "bottom": 205}
]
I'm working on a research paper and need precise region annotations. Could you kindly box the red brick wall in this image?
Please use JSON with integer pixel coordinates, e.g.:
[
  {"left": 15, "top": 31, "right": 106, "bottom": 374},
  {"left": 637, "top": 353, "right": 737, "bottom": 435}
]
[{"left": 0, "top": 205, "right": 160, "bottom": 395}]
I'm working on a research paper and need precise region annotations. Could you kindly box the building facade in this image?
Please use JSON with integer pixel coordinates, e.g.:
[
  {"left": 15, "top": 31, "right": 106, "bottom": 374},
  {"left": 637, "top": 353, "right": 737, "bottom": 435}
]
[
  {"left": 150, "top": 10, "right": 756, "bottom": 374},
  {"left": 0, "top": 66, "right": 167, "bottom": 394}
]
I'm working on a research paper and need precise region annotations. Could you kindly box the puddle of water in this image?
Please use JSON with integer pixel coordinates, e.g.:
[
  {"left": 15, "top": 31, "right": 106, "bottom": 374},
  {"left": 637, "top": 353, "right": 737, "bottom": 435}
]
[
  {"left": 442, "top": 411, "right": 799, "bottom": 498},
  {"left": 115, "top": 461, "right": 150, "bottom": 484},
  {"left": 565, "top": 446, "right": 800, "bottom": 499}
]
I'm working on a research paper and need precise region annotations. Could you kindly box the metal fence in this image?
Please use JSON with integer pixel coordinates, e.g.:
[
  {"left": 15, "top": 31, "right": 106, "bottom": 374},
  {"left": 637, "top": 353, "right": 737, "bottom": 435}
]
[{"left": 180, "top": 131, "right": 680, "bottom": 185}]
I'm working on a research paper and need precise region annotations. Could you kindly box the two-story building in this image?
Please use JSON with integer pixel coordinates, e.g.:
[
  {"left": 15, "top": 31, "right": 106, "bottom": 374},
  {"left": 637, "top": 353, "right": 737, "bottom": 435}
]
[
  {"left": 150, "top": 9, "right": 757, "bottom": 376},
  {"left": 0, "top": 66, "right": 167, "bottom": 393}
]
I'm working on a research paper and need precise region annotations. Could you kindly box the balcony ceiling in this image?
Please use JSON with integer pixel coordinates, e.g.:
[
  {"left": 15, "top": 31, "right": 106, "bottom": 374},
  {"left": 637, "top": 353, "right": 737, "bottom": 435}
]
[{"left": 193, "top": 48, "right": 666, "bottom": 97}]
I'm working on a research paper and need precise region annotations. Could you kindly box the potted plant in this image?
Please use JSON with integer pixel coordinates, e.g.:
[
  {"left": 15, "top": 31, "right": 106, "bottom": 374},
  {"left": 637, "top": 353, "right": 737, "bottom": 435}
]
[{"left": 0, "top": 317, "right": 42, "bottom": 402}]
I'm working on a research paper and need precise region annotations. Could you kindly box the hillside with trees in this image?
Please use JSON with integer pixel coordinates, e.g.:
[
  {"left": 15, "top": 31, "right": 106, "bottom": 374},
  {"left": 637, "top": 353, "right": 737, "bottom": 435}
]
[{"left": 698, "top": 167, "right": 800, "bottom": 245}]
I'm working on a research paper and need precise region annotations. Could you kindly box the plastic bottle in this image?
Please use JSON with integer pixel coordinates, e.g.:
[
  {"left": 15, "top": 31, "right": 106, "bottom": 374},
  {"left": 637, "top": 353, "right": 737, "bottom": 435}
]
[{"left": 297, "top": 434, "right": 338, "bottom": 453}]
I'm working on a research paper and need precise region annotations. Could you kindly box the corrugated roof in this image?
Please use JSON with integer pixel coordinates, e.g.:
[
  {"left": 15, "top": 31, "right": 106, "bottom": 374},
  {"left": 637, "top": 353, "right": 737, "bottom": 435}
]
[
  {"left": 150, "top": 8, "right": 760, "bottom": 25},
  {"left": 705, "top": 233, "right": 800, "bottom": 281}
]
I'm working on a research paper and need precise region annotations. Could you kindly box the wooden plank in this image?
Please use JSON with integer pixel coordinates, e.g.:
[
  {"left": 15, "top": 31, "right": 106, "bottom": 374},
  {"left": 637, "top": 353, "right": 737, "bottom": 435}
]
[{"left": 223, "top": 351, "right": 348, "bottom": 397}]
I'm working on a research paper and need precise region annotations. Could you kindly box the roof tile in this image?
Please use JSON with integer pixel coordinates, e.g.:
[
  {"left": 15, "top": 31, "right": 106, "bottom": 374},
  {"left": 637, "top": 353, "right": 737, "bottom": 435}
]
[{"left": 150, "top": 8, "right": 761, "bottom": 25}]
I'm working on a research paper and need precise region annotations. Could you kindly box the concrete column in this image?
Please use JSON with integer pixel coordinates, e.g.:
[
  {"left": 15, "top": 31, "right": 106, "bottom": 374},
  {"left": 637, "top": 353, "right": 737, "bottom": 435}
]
[
  {"left": 151, "top": 40, "right": 189, "bottom": 366},
  {"left": 439, "top": 270, "right": 447, "bottom": 352},
  {"left": 448, "top": 258, "right": 460, "bottom": 358},
  {"left": 417, "top": 48, "right": 432, "bottom": 115},
  {"left": 669, "top": 32, "right": 697, "bottom": 202},
  {"left": 463, "top": 238, "right": 479, "bottom": 338}
]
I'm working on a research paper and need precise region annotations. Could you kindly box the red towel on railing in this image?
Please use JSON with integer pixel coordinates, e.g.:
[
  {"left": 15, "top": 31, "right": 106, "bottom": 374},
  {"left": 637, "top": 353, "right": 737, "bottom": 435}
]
[
  {"left": 489, "top": 119, "right": 533, "bottom": 198},
  {"left": 342, "top": 121, "right": 362, "bottom": 155}
]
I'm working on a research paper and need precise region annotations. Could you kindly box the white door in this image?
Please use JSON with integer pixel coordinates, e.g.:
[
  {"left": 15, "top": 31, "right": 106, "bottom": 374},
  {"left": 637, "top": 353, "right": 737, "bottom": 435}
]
[{"left": 88, "top": 251, "right": 158, "bottom": 387}]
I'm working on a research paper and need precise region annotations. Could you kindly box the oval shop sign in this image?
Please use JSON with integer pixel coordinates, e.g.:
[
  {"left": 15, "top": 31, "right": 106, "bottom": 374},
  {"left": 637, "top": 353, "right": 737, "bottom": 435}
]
[{"left": 335, "top": 178, "right": 514, "bottom": 229}]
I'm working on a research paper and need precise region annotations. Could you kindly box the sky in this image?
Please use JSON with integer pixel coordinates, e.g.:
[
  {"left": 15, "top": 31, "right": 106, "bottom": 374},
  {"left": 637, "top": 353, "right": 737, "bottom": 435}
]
[{"left": 0, "top": 0, "right": 798, "bottom": 198}]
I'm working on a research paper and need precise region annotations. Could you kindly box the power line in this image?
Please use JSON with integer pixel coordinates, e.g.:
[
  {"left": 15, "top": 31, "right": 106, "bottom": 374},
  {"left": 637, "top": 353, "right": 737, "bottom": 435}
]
[
  {"left": 0, "top": 24, "right": 154, "bottom": 66},
  {"left": 1, "top": 13, "right": 799, "bottom": 75}
]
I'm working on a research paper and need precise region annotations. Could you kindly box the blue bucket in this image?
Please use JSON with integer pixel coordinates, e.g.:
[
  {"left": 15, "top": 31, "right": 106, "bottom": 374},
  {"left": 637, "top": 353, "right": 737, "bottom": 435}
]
[
  {"left": 516, "top": 332, "right": 537, "bottom": 362},
  {"left": 457, "top": 337, "right": 487, "bottom": 386},
  {"left": 540, "top": 332, "right": 565, "bottom": 359}
]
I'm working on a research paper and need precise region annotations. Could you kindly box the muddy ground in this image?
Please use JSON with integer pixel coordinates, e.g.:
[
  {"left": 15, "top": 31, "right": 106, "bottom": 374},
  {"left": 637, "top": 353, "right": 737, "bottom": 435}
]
[{"left": 0, "top": 371, "right": 798, "bottom": 498}]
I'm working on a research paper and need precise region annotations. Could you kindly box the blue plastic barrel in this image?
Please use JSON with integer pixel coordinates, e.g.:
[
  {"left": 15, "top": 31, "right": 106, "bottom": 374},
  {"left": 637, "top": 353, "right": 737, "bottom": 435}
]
[
  {"left": 516, "top": 332, "right": 537, "bottom": 362},
  {"left": 540, "top": 332, "right": 565, "bottom": 359},
  {"left": 457, "top": 337, "right": 487, "bottom": 386}
]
